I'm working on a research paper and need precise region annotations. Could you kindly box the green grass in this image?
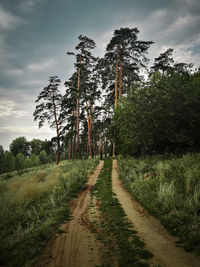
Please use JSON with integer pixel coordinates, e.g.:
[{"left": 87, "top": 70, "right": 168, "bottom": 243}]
[
  {"left": 0, "top": 158, "right": 99, "bottom": 266},
  {"left": 92, "top": 158, "right": 152, "bottom": 266},
  {"left": 118, "top": 153, "right": 200, "bottom": 254}
]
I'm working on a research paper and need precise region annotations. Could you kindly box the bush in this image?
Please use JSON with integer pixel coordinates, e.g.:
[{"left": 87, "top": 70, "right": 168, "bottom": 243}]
[
  {"left": 16, "top": 153, "right": 26, "bottom": 170},
  {"left": 39, "top": 150, "right": 48, "bottom": 164}
]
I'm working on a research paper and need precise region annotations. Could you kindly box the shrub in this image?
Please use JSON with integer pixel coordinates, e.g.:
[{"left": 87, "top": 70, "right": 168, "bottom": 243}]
[
  {"left": 39, "top": 150, "right": 48, "bottom": 164},
  {"left": 16, "top": 153, "right": 26, "bottom": 170}
]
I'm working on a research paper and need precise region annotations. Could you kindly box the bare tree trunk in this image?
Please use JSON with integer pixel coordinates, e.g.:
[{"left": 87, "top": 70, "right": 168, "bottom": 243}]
[
  {"left": 72, "top": 108, "right": 75, "bottom": 159},
  {"left": 98, "top": 139, "right": 101, "bottom": 157},
  {"left": 114, "top": 46, "right": 119, "bottom": 108},
  {"left": 95, "top": 133, "right": 98, "bottom": 158},
  {"left": 119, "top": 61, "right": 123, "bottom": 99},
  {"left": 86, "top": 101, "right": 93, "bottom": 158},
  {"left": 113, "top": 47, "right": 119, "bottom": 157},
  {"left": 53, "top": 98, "right": 60, "bottom": 165},
  {"left": 76, "top": 55, "right": 81, "bottom": 154},
  {"left": 104, "top": 137, "right": 107, "bottom": 158}
]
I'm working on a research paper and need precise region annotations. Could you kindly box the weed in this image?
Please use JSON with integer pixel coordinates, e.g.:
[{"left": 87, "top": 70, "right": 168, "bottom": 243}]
[
  {"left": 0, "top": 158, "right": 99, "bottom": 266},
  {"left": 118, "top": 153, "right": 200, "bottom": 254}
]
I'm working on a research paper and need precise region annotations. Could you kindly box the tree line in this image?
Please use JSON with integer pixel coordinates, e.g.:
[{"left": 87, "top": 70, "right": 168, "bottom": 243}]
[
  {"left": 33, "top": 28, "right": 154, "bottom": 163},
  {"left": 2, "top": 27, "right": 200, "bottom": 172},
  {"left": 33, "top": 27, "right": 200, "bottom": 162},
  {"left": 0, "top": 137, "right": 57, "bottom": 174}
]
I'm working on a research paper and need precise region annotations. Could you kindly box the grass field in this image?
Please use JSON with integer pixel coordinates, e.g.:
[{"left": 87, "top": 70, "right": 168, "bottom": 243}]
[
  {"left": 118, "top": 153, "right": 200, "bottom": 254},
  {"left": 0, "top": 158, "right": 99, "bottom": 266}
]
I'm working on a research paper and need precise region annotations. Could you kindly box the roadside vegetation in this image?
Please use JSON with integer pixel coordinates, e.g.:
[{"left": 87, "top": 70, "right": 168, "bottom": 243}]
[
  {"left": 92, "top": 158, "right": 153, "bottom": 266},
  {"left": 118, "top": 153, "right": 200, "bottom": 255},
  {"left": 0, "top": 158, "right": 98, "bottom": 266}
]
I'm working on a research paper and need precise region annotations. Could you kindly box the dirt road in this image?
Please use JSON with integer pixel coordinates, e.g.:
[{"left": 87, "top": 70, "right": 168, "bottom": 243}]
[
  {"left": 112, "top": 159, "right": 200, "bottom": 267},
  {"left": 35, "top": 161, "right": 104, "bottom": 267}
]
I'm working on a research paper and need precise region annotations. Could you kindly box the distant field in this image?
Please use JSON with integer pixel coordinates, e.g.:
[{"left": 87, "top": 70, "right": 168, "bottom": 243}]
[
  {"left": 0, "top": 158, "right": 99, "bottom": 266},
  {"left": 118, "top": 153, "right": 200, "bottom": 255}
]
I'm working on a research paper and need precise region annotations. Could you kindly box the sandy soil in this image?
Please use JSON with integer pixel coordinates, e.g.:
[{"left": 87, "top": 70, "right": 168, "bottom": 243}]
[
  {"left": 34, "top": 161, "right": 104, "bottom": 267},
  {"left": 112, "top": 159, "right": 200, "bottom": 267}
]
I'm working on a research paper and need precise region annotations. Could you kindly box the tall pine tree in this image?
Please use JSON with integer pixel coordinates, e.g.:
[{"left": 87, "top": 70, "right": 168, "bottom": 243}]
[{"left": 33, "top": 76, "right": 62, "bottom": 164}]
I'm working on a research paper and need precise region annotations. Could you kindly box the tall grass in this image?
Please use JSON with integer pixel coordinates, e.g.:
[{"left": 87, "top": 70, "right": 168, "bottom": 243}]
[
  {"left": 118, "top": 153, "right": 200, "bottom": 254},
  {"left": 0, "top": 158, "right": 99, "bottom": 266}
]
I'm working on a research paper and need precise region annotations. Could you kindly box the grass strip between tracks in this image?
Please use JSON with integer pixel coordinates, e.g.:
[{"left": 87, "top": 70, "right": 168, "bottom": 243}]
[{"left": 92, "top": 158, "right": 153, "bottom": 267}]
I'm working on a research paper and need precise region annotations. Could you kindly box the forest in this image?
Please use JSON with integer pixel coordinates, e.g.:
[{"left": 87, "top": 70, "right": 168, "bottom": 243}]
[{"left": 1, "top": 27, "right": 200, "bottom": 173}]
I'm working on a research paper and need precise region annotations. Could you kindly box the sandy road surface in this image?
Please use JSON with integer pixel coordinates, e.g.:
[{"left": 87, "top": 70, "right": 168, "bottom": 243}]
[
  {"left": 112, "top": 159, "right": 200, "bottom": 267},
  {"left": 34, "top": 161, "right": 104, "bottom": 267}
]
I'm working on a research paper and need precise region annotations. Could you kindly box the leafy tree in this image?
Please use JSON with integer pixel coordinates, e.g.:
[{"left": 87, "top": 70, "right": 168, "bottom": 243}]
[
  {"left": 24, "top": 158, "right": 32, "bottom": 169},
  {"left": 113, "top": 68, "right": 200, "bottom": 155},
  {"left": 1, "top": 152, "right": 15, "bottom": 173},
  {"left": 48, "top": 150, "right": 56, "bottom": 162},
  {"left": 39, "top": 150, "right": 48, "bottom": 164},
  {"left": 33, "top": 76, "right": 62, "bottom": 164},
  {"left": 42, "top": 139, "right": 53, "bottom": 156},
  {"left": 9, "top": 137, "right": 30, "bottom": 157},
  {"left": 0, "top": 145, "right": 4, "bottom": 156},
  {"left": 30, "top": 153, "right": 40, "bottom": 166},
  {"left": 30, "top": 139, "right": 43, "bottom": 155},
  {"left": 16, "top": 153, "right": 26, "bottom": 170},
  {"left": 0, "top": 146, "right": 4, "bottom": 174}
]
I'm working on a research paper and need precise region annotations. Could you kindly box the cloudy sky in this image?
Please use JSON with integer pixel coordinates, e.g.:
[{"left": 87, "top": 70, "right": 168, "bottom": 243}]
[{"left": 0, "top": 0, "right": 200, "bottom": 150}]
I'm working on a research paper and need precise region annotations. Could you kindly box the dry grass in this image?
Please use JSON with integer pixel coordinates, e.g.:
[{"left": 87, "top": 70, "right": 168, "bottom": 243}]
[{"left": 6, "top": 165, "right": 70, "bottom": 204}]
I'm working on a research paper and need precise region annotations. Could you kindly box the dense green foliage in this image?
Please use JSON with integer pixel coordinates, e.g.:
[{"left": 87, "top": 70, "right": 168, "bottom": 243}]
[
  {"left": 0, "top": 138, "right": 56, "bottom": 175},
  {"left": 92, "top": 159, "right": 152, "bottom": 266},
  {"left": 0, "top": 158, "right": 98, "bottom": 266},
  {"left": 118, "top": 154, "right": 200, "bottom": 254},
  {"left": 113, "top": 69, "right": 200, "bottom": 156}
]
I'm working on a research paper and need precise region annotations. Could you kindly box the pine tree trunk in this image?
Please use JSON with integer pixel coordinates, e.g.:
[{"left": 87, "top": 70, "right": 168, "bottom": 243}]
[
  {"left": 119, "top": 61, "right": 123, "bottom": 99},
  {"left": 72, "top": 108, "right": 75, "bottom": 158},
  {"left": 86, "top": 101, "right": 93, "bottom": 158},
  {"left": 113, "top": 47, "right": 119, "bottom": 157},
  {"left": 95, "top": 133, "right": 98, "bottom": 158},
  {"left": 53, "top": 98, "right": 60, "bottom": 165},
  {"left": 76, "top": 55, "right": 81, "bottom": 153},
  {"left": 104, "top": 137, "right": 107, "bottom": 158},
  {"left": 114, "top": 46, "right": 119, "bottom": 108}
]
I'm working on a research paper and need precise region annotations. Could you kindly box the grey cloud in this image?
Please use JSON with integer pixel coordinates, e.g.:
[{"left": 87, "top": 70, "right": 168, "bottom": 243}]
[{"left": 0, "top": 4, "right": 24, "bottom": 30}]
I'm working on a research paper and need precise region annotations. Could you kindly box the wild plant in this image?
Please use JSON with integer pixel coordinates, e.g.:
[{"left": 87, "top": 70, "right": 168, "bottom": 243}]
[
  {"left": 118, "top": 153, "right": 200, "bottom": 254},
  {"left": 0, "top": 158, "right": 99, "bottom": 266}
]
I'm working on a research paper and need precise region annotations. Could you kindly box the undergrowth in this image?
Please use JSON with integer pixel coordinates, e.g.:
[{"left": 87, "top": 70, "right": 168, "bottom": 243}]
[
  {"left": 118, "top": 153, "right": 200, "bottom": 255},
  {"left": 92, "top": 158, "right": 152, "bottom": 266},
  {"left": 0, "top": 158, "right": 99, "bottom": 266}
]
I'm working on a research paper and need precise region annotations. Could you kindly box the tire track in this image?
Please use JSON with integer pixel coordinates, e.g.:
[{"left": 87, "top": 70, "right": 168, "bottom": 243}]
[
  {"left": 112, "top": 159, "right": 200, "bottom": 267},
  {"left": 34, "top": 161, "right": 104, "bottom": 267}
]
